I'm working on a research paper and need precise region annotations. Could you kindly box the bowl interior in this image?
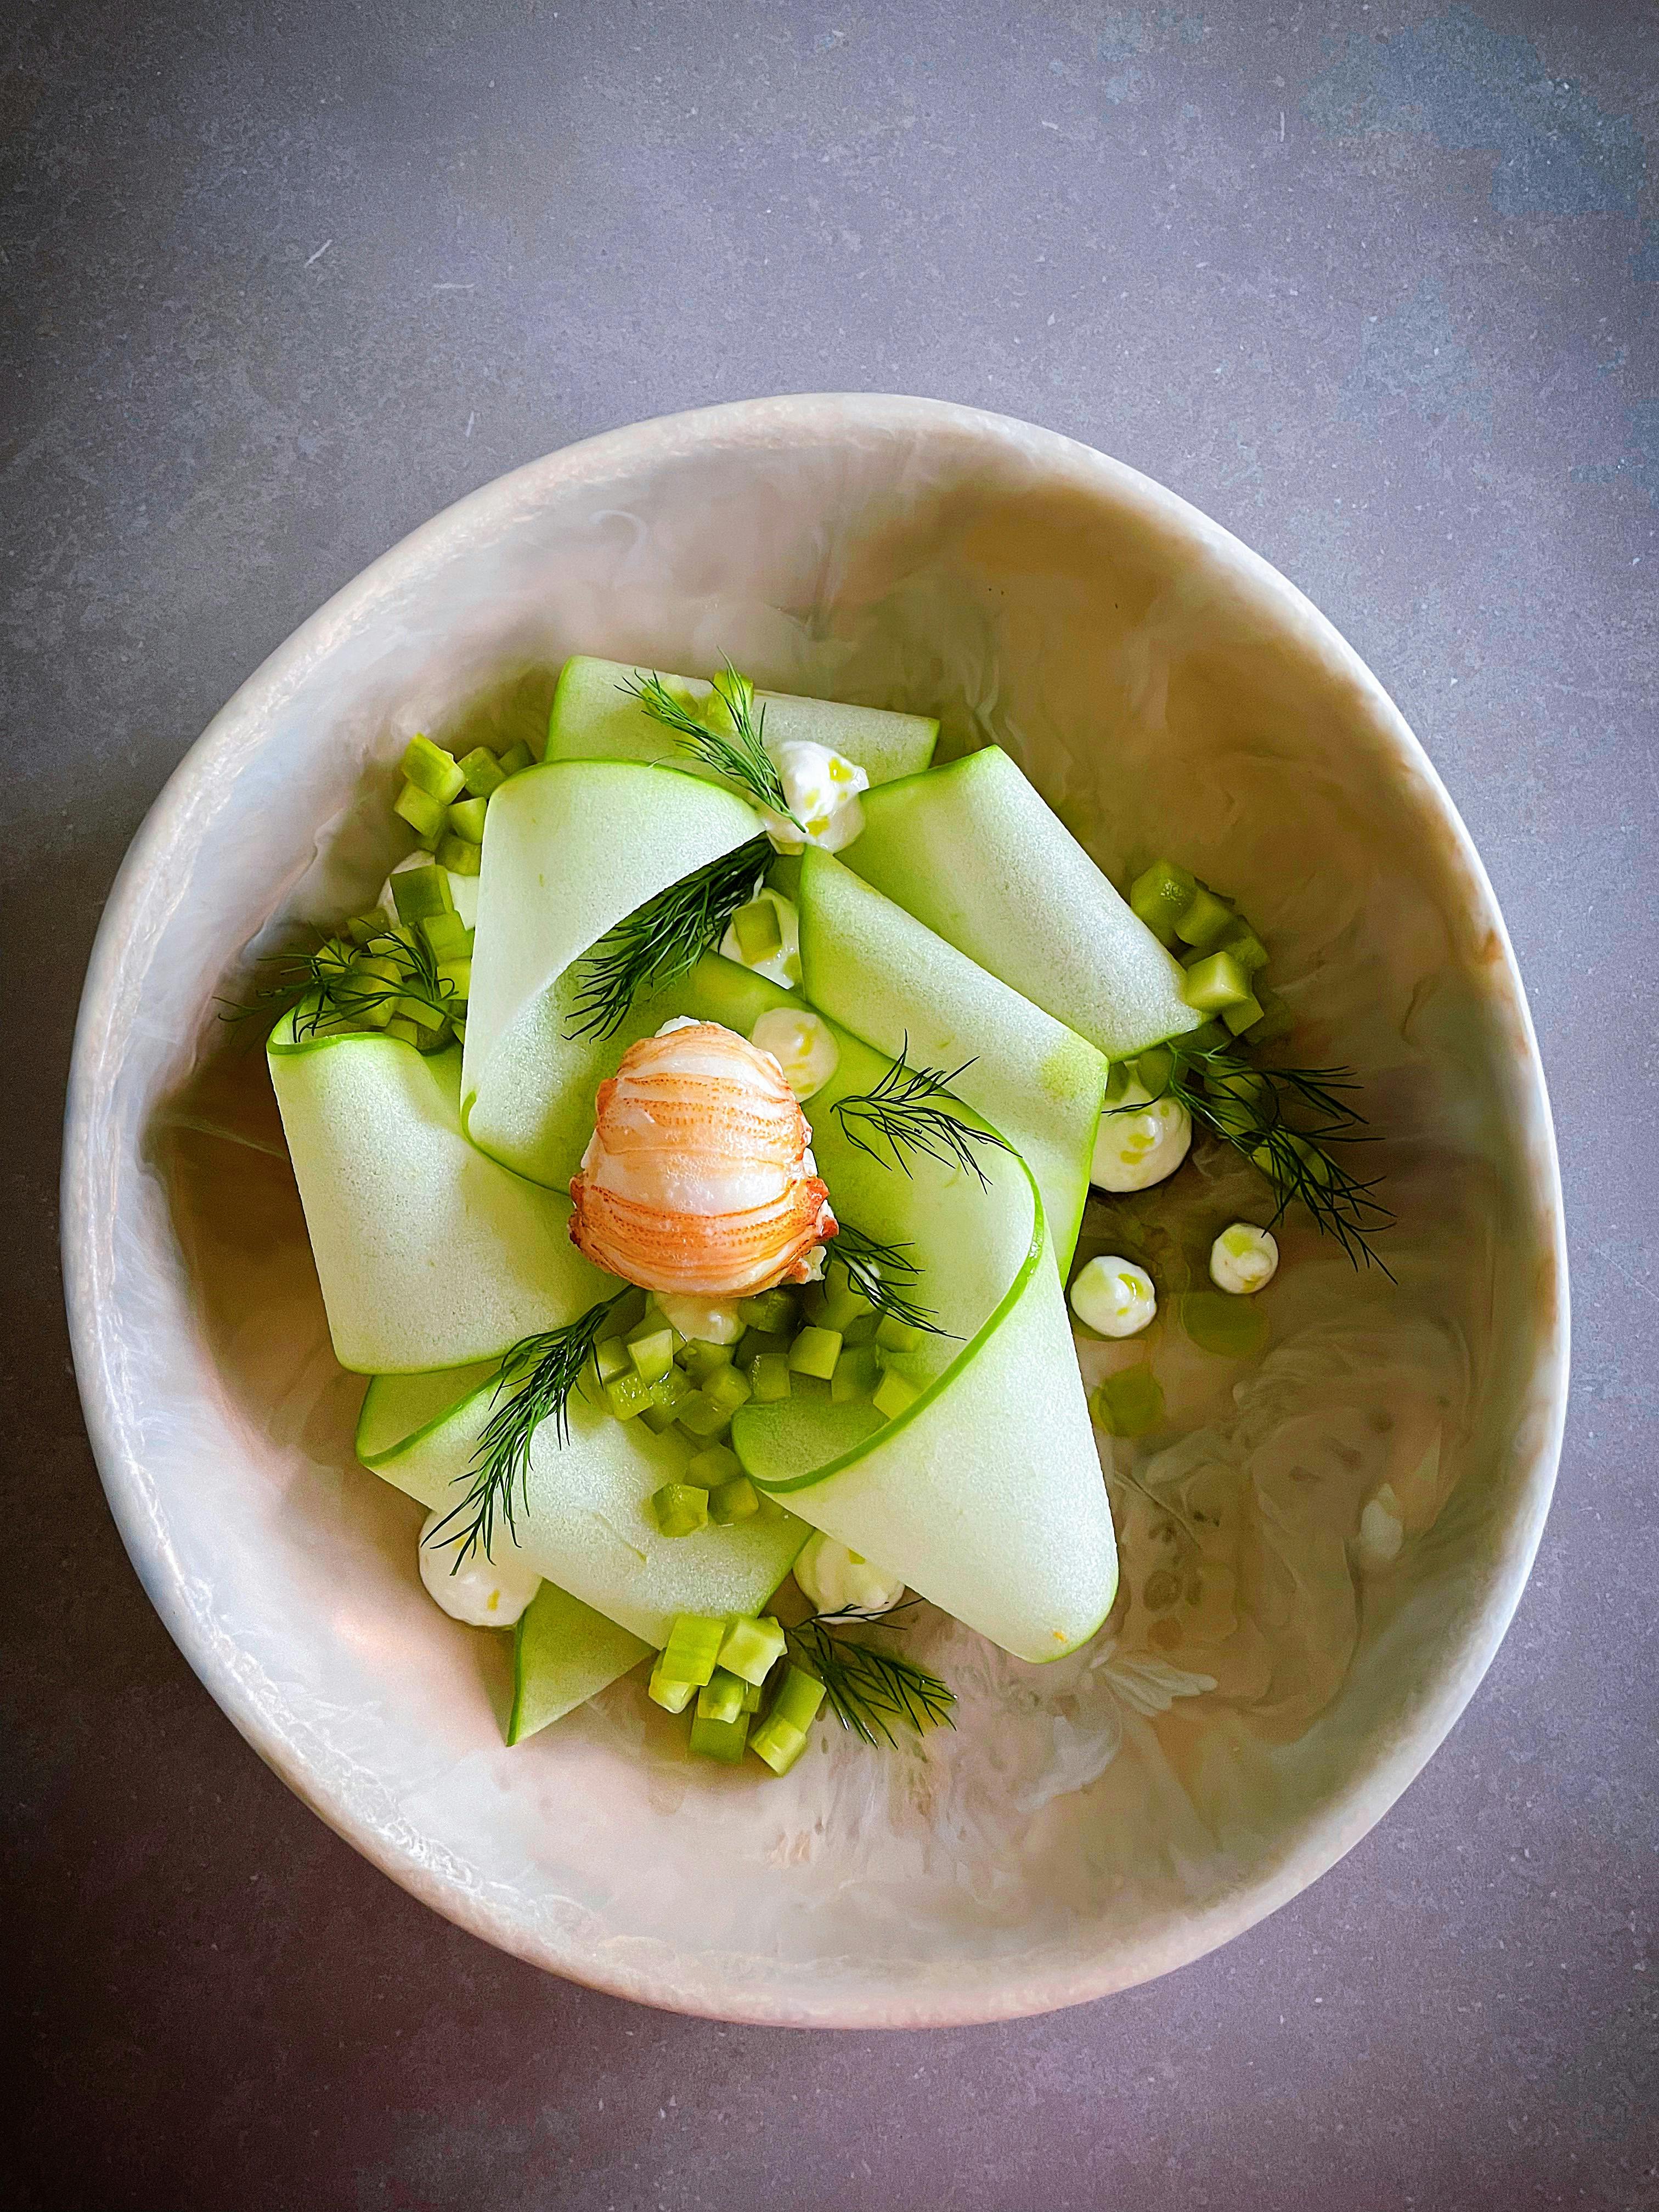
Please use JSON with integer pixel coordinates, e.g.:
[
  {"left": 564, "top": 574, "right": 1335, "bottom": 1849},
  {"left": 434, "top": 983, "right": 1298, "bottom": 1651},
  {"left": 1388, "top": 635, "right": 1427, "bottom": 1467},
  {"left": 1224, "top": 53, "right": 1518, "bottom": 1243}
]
[{"left": 67, "top": 397, "right": 1565, "bottom": 2027}]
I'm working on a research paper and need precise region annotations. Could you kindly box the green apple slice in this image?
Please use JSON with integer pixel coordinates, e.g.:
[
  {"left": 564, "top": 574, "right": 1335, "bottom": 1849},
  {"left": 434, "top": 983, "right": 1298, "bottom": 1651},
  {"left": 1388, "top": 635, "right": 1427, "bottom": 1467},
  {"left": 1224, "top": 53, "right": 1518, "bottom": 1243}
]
[
  {"left": 267, "top": 1023, "right": 610, "bottom": 1373},
  {"left": 461, "top": 758, "right": 763, "bottom": 1187},
  {"left": 545, "top": 655, "right": 939, "bottom": 786},
  {"left": 795, "top": 848, "right": 1105, "bottom": 1274},
  {"left": 845, "top": 747, "right": 1201, "bottom": 1062},
  {"left": 509, "top": 1583, "right": 652, "bottom": 1745},
  {"left": 357, "top": 1363, "right": 809, "bottom": 1646},
  {"left": 665, "top": 957, "right": 1119, "bottom": 1664}
]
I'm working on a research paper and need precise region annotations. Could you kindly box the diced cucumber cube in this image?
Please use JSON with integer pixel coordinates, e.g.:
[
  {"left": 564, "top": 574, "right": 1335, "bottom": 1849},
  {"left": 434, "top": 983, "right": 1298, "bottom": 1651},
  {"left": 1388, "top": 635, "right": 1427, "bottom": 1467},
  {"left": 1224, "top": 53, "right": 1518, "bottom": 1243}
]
[
  {"left": 640, "top": 1367, "right": 696, "bottom": 1432},
  {"left": 688, "top": 1708, "right": 750, "bottom": 1764},
  {"left": 1220, "top": 926, "right": 1269, "bottom": 975},
  {"left": 647, "top": 1659, "right": 697, "bottom": 1714},
  {"left": 1091, "top": 1365, "right": 1165, "bottom": 1437},
  {"left": 1174, "top": 885, "right": 1236, "bottom": 952},
  {"left": 399, "top": 733, "right": 466, "bottom": 804},
  {"left": 840, "top": 1311, "right": 878, "bottom": 1347},
  {"left": 662, "top": 1613, "right": 725, "bottom": 1686},
  {"left": 384, "top": 1015, "right": 425, "bottom": 1046},
  {"left": 456, "top": 746, "right": 507, "bottom": 798},
  {"left": 630, "top": 1308, "right": 686, "bottom": 1350},
  {"left": 686, "top": 1444, "right": 741, "bottom": 1488},
  {"left": 737, "top": 1327, "right": 792, "bottom": 1367},
  {"left": 708, "top": 1476, "right": 761, "bottom": 1525},
  {"left": 394, "top": 781, "right": 449, "bottom": 844},
  {"left": 436, "top": 956, "right": 472, "bottom": 1002},
  {"left": 651, "top": 1482, "right": 709, "bottom": 1538},
  {"left": 447, "top": 795, "right": 489, "bottom": 843},
  {"left": 737, "top": 1287, "right": 798, "bottom": 1335},
  {"left": 437, "top": 833, "right": 482, "bottom": 876},
  {"left": 605, "top": 1369, "right": 654, "bottom": 1421},
  {"left": 750, "top": 1714, "right": 808, "bottom": 1776},
  {"left": 594, "top": 1336, "right": 631, "bottom": 1383},
  {"left": 394, "top": 992, "right": 447, "bottom": 1033},
  {"left": 420, "top": 909, "right": 470, "bottom": 959},
  {"left": 497, "top": 741, "right": 534, "bottom": 775},
  {"left": 788, "top": 1326, "right": 842, "bottom": 1381},
  {"left": 676, "top": 1395, "right": 732, "bottom": 1441},
  {"left": 698, "top": 1668, "right": 747, "bottom": 1724},
  {"left": 770, "top": 1664, "right": 827, "bottom": 1733},
  {"left": 679, "top": 1340, "right": 734, "bottom": 1384},
  {"left": 575, "top": 1356, "right": 609, "bottom": 1413},
  {"left": 1128, "top": 859, "right": 1198, "bottom": 947},
  {"left": 732, "top": 897, "right": 784, "bottom": 964},
  {"left": 820, "top": 1280, "right": 876, "bottom": 1334},
  {"left": 741, "top": 1677, "right": 764, "bottom": 1713},
  {"left": 1223, "top": 992, "right": 1264, "bottom": 1036},
  {"left": 345, "top": 912, "right": 387, "bottom": 947},
  {"left": 874, "top": 1315, "right": 923, "bottom": 1355},
  {"left": 390, "top": 864, "right": 455, "bottom": 926},
  {"left": 700, "top": 1364, "right": 753, "bottom": 1420},
  {"left": 1182, "top": 949, "right": 1253, "bottom": 1014},
  {"left": 831, "top": 1345, "right": 883, "bottom": 1403},
  {"left": 717, "top": 1614, "right": 787, "bottom": 1686},
  {"left": 748, "top": 1351, "right": 792, "bottom": 1403},
  {"left": 628, "top": 1326, "right": 676, "bottom": 1386},
  {"left": 872, "top": 1367, "right": 920, "bottom": 1420}
]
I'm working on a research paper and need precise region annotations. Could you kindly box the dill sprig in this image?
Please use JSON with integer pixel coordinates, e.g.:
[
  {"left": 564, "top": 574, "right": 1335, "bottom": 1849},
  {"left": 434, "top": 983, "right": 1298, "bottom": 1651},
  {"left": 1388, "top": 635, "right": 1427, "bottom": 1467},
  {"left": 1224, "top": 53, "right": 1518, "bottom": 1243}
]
[
  {"left": 828, "top": 1221, "right": 952, "bottom": 1339},
  {"left": 832, "top": 1041, "right": 1014, "bottom": 1190},
  {"left": 1135, "top": 1035, "right": 1394, "bottom": 1272},
  {"left": 619, "top": 663, "right": 803, "bottom": 830},
  {"left": 786, "top": 1602, "right": 956, "bottom": 1747},
  {"left": 426, "top": 1292, "right": 629, "bottom": 1567},
  {"left": 219, "top": 924, "right": 456, "bottom": 1041},
  {"left": 565, "top": 835, "right": 772, "bottom": 1040}
]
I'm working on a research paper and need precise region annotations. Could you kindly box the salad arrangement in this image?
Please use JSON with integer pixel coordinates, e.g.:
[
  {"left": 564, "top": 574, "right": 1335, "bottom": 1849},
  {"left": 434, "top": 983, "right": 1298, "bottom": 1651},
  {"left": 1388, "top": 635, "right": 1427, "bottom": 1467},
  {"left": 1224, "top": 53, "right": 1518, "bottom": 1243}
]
[{"left": 244, "top": 656, "right": 1388, "bottom": 1777}]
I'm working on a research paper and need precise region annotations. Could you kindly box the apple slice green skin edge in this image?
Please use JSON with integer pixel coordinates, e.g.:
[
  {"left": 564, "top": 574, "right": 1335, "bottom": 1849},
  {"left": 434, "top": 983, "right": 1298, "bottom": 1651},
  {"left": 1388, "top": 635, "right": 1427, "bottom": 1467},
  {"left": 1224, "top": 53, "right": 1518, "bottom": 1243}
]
[
  {"left": 543, "top": 655, "right": 940, "bottom": 789},
  {"left": 845, "top": 743, "right": 1203, "bottom": 1064}
]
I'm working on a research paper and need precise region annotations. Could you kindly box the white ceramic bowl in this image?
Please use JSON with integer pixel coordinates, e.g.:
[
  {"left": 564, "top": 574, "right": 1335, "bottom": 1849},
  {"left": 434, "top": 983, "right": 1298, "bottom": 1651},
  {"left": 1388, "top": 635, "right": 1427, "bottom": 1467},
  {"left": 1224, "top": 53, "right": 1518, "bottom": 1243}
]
[{"left": 64, "top": 396, "right": 1567, "bottom": 2028}]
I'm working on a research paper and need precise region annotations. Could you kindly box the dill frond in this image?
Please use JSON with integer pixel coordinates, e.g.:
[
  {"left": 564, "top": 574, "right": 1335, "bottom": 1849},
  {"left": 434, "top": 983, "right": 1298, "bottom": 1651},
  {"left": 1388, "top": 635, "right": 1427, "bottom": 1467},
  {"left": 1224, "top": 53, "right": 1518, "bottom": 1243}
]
[
  {"left": 425, "top": 1292, "right": 629, "bottom": 1567},
  {"left": 619, "top": 663, "right": 802, "bottom": 829},
  {"left": 785, "top": 1602, "right": 956, "bottom": 1746},
  {"left": 564, "top": 836, "right": 773, "bottom": 1041},
  {"left": 832, "top": 1042, "right": 1014, "bottom": 1190}
]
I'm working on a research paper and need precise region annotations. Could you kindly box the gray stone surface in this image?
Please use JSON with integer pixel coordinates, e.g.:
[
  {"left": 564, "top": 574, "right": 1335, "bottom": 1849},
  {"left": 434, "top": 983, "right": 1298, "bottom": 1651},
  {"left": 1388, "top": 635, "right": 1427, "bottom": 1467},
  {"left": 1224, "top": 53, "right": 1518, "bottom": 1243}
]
[{"left": 5, "top": 1, "right": 1655, "bottom": 2204}]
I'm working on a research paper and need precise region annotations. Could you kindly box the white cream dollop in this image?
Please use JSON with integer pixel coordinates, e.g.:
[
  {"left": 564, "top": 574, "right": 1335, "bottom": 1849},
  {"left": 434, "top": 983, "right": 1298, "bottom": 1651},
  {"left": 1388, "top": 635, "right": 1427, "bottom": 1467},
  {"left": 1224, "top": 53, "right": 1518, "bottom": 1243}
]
[
  {"left": 653, "top": 1292, "right": 745, "bottom": 1345},
  {"left": 794, "top": 1531, "right": 906, "bottom": 1617},
  {"left": 749, "top": 1007, "right": 840, "bottom": 1100},
  {"left": 1209, "top": 1222, "right": 1279, "bottom": 1295},
  {"left": 760, "top": 741, "right": 870, "bottom": 854},
  {"left": 1091, "top": 1080, "right": 1192, "bottom": 1192},
  {"left": 1069, "top": 1255, "right": 1158, "bottom": 1338},
  {"left": 418, "top": 1511, "right": 540, "bottom": 1627},
  {"left": 718, "top": 887, "right": 802, "bottom": 988}
]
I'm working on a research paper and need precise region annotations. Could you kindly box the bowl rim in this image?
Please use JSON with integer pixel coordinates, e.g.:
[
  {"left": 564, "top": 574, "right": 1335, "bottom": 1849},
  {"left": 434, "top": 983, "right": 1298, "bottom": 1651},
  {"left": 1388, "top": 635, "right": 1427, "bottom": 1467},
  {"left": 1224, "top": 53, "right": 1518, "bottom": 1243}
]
[{"left": 63, "top": 392, "right": 1570, "bottom": 2028}]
